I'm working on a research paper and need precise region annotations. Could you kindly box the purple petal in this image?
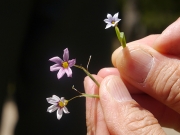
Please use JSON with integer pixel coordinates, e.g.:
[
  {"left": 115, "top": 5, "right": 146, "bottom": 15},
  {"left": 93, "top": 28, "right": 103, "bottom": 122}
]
[
  {"left": 57, "top": 108, "right": 63, "bottom": 120},
  {"left": 65, "top": 68, "right": 72, "bottom": 77},
  {"left": 57, "top": 68, "right": 66, "bottom": 79},
  {"left": 49, "top": 57, "right": 63, "bottom": 64},
  {"left": 105, "top": 23, "right": 112, "bottom": 29},
  {"left": 47, "top": 105, "right": 58, "bottom": 113},
  {"left": 50, "top": 64, "right": 61, "bottom": 71},
  {"left": 63, "top": 48, "right": 69, "bottom": 61},
  {"left": 63, "top": 106, "right": 70, "bottom": 114},
  {"left": 68, "top": 59, "right": 76, "bottom": 67}
]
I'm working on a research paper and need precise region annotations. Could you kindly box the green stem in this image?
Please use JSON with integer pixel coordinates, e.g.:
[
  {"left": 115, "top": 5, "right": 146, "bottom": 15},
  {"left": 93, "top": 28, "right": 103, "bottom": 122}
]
[
  {"left": 68, "top": 95, "right": 83, "bottom": 102},
  {"left": 81, "top": 93, "right": 99, "bottom": 98},
  {"left": 68, "top": 93, "right": 99, "bottom": 102},
  {"left": 115, "top": 26, "right": 126, "bottom": 48},
  {"left": 74, "top": 65, "right": 100, "bottom": 87}
]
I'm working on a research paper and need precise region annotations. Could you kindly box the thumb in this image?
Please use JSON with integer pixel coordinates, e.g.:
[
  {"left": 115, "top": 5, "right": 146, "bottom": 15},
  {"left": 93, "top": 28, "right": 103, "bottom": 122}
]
[
  {"left": 99, "top": 75, "right": 165, "bottom": 135},
  {"left": 112, "top": 43, "right": 180, "bottom": 113}
]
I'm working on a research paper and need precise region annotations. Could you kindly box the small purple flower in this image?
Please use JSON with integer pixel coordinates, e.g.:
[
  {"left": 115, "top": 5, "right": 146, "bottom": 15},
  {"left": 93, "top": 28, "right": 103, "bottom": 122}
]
[
  {"left": 46, "top": 95, "right": 69, "bottom": 120},
  {"left": 104, "top": 12, "right": 121, "bottom": 29},
  {"left": 49, "top": 48, "right": 76, "bottom": 79}
]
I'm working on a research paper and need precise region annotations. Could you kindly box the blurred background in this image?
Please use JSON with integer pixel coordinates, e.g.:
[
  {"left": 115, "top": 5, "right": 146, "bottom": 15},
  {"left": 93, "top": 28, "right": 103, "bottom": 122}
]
[{"left": 0, "top": 0, "right": 180, "bottom": 135}]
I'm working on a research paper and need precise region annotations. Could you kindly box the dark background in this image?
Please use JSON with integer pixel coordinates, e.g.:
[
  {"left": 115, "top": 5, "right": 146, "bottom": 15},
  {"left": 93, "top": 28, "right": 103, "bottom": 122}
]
[{"left": 0, "top": 0, "right": 180, "bottom": 134}]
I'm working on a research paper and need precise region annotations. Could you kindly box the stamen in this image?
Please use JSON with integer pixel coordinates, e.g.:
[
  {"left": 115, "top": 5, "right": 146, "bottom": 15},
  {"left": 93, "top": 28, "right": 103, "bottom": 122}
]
[
  {"left": 111, "top": 21, "right": 115, "bottom": 24},
  {"left": 58, "top": 101, "right": 64, "bottom": 107},
  {"left": 62, "top": 62, "right": 69, "bottom": 68}
]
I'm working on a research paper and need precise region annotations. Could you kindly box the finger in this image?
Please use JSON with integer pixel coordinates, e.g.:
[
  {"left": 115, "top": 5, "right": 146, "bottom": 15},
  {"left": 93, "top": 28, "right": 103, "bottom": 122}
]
[
  {"left": 112, "top": 41, "right": 180, "bottom": 114},
  {"left": 84, "top": 75, "right": 109, "bottom": 135},
  {"left": 131, "top": 34, "right": 159, "bottom": 46},
  {"left": 98, "top": 67, "right": 142, "bottom": 94},
  {"left": 132, "top": 94, "right": 180, "bottom": 129},
  {"left": 97, "top": 67, "right": 120, "bottom": 78},
  {"left": 97, "top": 68, "right": 180, "bottom": 129},
  {"left": 99, "top": 75, "right": 165, "bottom": 134},
  {"left": 153, "top": 18, "right": 180, "bottom": 56}
]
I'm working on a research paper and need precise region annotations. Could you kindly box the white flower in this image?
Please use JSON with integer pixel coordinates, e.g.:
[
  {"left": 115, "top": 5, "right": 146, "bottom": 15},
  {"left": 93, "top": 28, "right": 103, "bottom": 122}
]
[
  {"left": 46, "top": 95, "right": 69, "bottom": 120},
  {"left": 104, "top": 12, "right": 121, "bottom": 29}
]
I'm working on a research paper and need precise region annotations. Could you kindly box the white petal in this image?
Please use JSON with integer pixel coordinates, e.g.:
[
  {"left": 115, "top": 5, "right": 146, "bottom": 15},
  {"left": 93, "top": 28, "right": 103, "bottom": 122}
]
[
  {"left": 52, "top": 95, "right": 60, "bottom": 101},
  {"left": 63, "top": 106, "right": 70, "bottom": 114},
  {"left": 115, "top": 19, "right": 121, "bottom": 24},
  {"left": 104, "top": 19, "right": 111, "bottom": 23},
  {"left": 105, "top": 23, "right": 112, "bottom": 29},
  {"left": 57, "top": 108, "right": 63, "bottom": 120},
  {"left": 113, "top": 12, "right": 119, "bottom": 19},
  {"left": 47, "top": 105, "right": 58, "bottom": 113},
  {"left": 60, "top": 97, "right": 65, "bottom": 102},
  {"left": 46, "top": 98, "right": 57, "bottom": 104},
  {"left": 46, "top": 99, "right": 57, "bottom": 105},
  {"left": 107, "top": 14, "right": 112, "bottom": 20}
]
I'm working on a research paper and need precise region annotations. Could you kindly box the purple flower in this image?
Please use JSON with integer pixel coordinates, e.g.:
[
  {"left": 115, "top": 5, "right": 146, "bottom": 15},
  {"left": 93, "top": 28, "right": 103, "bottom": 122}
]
[
  {"left": 49, "top": 48, "right": 76, "bottom": 79},
  {"left": 46, "top": 95, "right": 69, "bottom": 120},
  {"left": 104, "top": 12, "right": 121, "bottom": 29}
]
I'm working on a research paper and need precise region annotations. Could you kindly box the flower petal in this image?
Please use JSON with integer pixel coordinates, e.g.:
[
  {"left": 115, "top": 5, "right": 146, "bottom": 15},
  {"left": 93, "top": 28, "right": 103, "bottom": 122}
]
[
  {"left": 104, "top": 19, "right": 111, "bottom": 23},
  {"left": 113, "top": 12, "right": 119, "bottom": 19},
  {"left": 65, "top": 68, "right": 72, "bottom": 77},
  {"left": 105, "top": 23, "right": 112, "bottom": 29},
  {"left": 57, "top": 108, "right": 63, "bottom": 120},
  {"left": 68, "top": 59, "right": 76, "bottom": 67},
  {"left": 50, "top": 64, "right": 61, "bottom": 71},
  {"left": 52, "top": 95, "right": 61, "bottom": 101},
  {"left": 115, "top": 18, "right": 121, "bottom": 23},
  {"left": 107, "top": 14, "right": 112, "bottom": 20},
  {"left": 63, "top": 48, "right": 69, "bottom": 61},
  {"left": 49, "top": 57, "right": 63, "bottom": 64},
  {"left": 47, "top": 105, "right": 58, "bottom": 113},
  {"left": 46, "top": 97, "right": 58, "bottom": 105},
  {"left": 63, "top": 106, "right": 70, "bottom": 114},
  {"left": 57, "top": 68, "right": 66, "bottom": 79},
  {"left": 60, "top": 97, "right": 65, "bottom": 102}
]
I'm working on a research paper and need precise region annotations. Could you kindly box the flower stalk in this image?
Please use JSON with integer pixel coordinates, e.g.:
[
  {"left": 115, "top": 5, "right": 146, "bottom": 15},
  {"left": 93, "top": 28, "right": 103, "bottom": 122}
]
[
  {"left": 115, "top": 26, "right": 126, "bottom": 48},
  {"left": 74, "top": 65, "right": 100, "bottom": 87}
]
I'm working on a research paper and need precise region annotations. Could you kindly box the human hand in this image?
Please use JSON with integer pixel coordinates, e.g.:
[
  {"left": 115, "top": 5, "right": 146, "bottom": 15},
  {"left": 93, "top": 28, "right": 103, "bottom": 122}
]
[{"left": 84, "top": 18, "right": 180, "bottom": 134}]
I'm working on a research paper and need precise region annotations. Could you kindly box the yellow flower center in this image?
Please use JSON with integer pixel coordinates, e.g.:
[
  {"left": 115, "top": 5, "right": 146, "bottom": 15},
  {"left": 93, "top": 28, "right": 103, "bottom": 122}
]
[
  {"left": 111, "top": 21, "right": 115, "bottom": 24},
  {"left": 58, "top": 101, "right": 64, "bottom": 108},
  {"left": 62, "top": 62, "right": 69, "bottom": 68},
  {"left": 58, "top": 100, "right": 68, "bottom": 108}
]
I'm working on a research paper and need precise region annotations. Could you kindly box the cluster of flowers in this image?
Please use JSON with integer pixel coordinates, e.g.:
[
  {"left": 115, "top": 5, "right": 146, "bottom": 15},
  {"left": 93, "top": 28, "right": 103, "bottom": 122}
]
[{"left": 46, "top": 12, "right": 126, "bottom": 120}]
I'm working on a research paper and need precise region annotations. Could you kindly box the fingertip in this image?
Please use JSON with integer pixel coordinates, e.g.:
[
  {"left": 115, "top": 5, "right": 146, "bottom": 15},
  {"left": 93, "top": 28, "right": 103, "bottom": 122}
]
[{"left": 153, "top": 18, "right": 180, "bottom": 55}]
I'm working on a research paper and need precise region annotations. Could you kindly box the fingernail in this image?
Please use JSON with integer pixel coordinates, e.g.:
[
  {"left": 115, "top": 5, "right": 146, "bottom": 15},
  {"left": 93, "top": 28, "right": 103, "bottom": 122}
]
[
  {"left": 118, "top": 48, "right": 153, "bottom": 83},
  {"left": 106, "top": 76, "right": 132, "bottom": 102}
]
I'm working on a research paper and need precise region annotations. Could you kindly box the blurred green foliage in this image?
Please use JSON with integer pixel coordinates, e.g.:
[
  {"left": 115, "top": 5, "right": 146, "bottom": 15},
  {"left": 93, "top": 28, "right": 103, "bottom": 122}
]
[
  {"left": 117, "top": 0, "right": 180, "bottom": 34},
  {"left": 139, "top": 0, "right": 180, "bottom": 33}
]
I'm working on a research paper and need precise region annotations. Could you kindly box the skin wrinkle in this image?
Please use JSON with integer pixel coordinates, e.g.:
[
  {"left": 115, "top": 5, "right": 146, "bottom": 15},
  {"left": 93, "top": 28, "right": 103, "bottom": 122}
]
[
  {"left": 162, "top": 64, "right": 180, "bottom": 108},
  {"left": 154, "top": 62, "right": 175, "bottom": 101},
  {"left": 85, "top": 77, "right": 98, "bottom": 135},
  {"left": 123, "top": 102, "right": 162, "bottom": 134},
  {"left": 162, "top": 64, "right": 179, "bottom": 102}
]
